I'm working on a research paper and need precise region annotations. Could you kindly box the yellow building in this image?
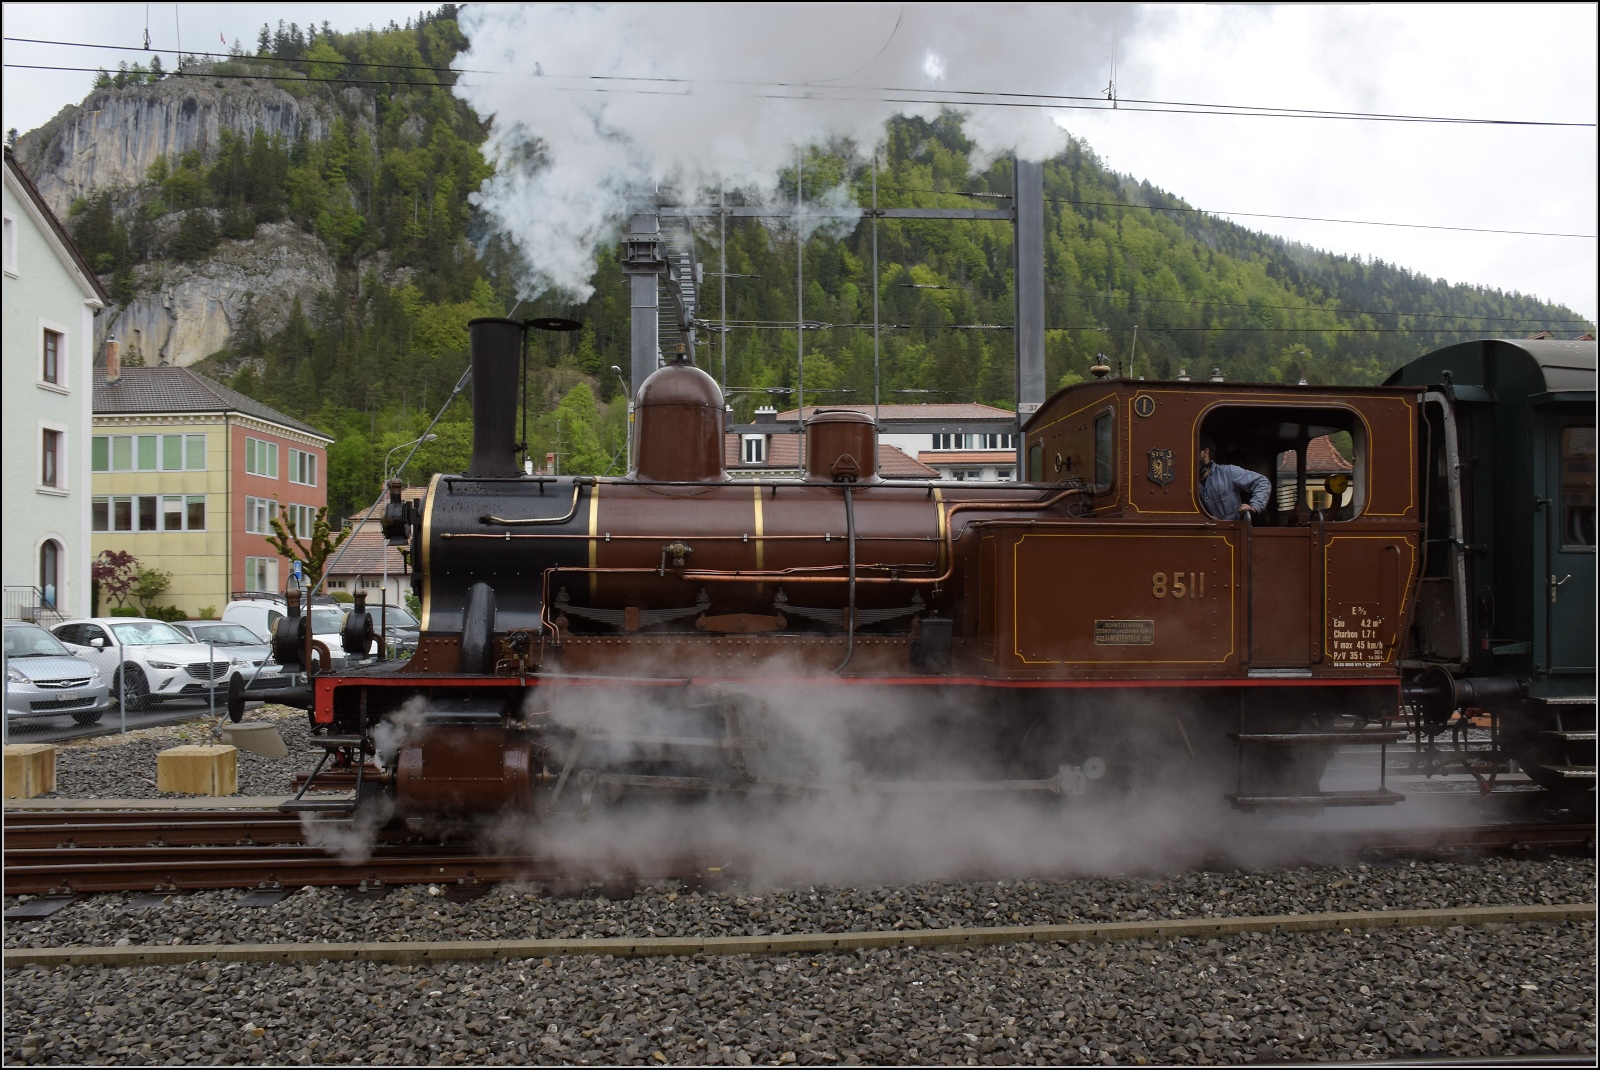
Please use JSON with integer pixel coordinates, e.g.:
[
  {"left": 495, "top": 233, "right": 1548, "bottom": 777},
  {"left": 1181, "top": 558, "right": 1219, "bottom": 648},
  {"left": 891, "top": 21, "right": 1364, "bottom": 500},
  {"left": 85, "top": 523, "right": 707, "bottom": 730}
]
[{"left": 91, "top": 360, "right": 331, "bottom": 617}]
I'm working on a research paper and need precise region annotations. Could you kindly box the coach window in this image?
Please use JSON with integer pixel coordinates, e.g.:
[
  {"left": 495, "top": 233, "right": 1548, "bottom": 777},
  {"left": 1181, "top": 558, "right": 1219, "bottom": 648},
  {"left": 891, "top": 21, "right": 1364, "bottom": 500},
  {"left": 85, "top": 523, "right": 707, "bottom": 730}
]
[
  {"left": 1093, "top": 410, "right": 1115, "bottom": 492},
  {"left": 1561, "top": 427, "right": 1596, "bottom": 549},
  {"left": 1198, "top": 405, "right": 1366, "bottom": 524}
]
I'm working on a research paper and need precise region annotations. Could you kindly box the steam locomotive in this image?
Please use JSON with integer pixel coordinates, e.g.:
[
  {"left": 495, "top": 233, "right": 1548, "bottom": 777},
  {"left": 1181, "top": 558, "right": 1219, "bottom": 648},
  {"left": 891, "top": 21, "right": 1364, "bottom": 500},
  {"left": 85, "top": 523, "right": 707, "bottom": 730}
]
[{"left": 275, "top": 324, "right": 1595, "bottom": 819}]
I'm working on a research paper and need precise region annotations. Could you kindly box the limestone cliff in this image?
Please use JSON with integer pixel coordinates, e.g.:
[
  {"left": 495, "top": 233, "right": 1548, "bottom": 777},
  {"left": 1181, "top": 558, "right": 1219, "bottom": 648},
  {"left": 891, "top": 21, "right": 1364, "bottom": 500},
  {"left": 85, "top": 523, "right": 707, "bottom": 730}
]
[
  {"left": 107, "top": 222, "right": 337, "bottom": 367},
  {"left": 14, "top": 69, "right": 344, "bottom": 218},
  {"left": 13, "top": 69, "right": 364, "bottom": 366}
]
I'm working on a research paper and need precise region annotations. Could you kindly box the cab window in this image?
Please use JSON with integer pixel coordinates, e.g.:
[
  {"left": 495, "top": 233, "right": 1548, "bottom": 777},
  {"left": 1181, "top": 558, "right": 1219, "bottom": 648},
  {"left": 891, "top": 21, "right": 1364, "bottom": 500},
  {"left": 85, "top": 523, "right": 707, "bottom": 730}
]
[
  {"left": 1093, "top": 411, "right": 1114, "bottom": 492},
  {"left": 1199, "top": 406, "right": 1366, "bottom": 524}
]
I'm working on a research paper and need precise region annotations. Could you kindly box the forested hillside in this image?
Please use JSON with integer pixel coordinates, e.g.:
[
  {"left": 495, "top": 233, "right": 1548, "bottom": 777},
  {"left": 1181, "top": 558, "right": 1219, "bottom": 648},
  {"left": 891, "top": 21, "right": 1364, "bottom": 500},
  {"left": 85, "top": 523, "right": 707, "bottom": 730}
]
[{"left": 53, "top": 6, "right": 1594, "bottom": 521}]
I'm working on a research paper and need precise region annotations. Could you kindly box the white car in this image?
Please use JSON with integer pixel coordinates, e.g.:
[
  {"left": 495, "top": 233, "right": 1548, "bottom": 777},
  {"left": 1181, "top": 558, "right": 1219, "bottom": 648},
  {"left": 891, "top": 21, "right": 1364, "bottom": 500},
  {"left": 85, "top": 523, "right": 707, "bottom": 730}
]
[
  {"left": 52, "top": 618, "right": 238, "bottom": 711},
  {"left": 222, "top": 597, "right": 347, "bottom": 671}
]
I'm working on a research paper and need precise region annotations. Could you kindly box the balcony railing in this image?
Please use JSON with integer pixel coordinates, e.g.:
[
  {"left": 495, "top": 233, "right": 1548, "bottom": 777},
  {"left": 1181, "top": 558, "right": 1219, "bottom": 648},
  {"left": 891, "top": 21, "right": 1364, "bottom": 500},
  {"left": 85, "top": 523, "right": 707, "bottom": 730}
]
[{"left": 4, "top": 587, "right": 67, "bottom": 629}]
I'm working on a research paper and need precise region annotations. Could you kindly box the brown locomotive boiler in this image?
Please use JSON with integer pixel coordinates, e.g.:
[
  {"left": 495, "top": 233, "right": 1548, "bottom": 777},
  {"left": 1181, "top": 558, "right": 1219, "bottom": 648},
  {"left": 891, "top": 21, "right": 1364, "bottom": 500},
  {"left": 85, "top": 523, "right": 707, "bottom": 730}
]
[{"left": 272, "top": 317, "right": 1450, "bottom": 819}]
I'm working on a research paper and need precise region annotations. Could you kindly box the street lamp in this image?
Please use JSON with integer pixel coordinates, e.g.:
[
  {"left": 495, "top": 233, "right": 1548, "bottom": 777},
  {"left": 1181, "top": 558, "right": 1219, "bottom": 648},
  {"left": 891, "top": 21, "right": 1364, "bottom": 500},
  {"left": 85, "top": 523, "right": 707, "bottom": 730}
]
[
  {"left": 611, "top": 365, "right": 631, "bottom": 466},
  {"left": 385, "top": 434, "right": 436, "bottom": 482},
  {"left": 380, "top": 434, "right": 434, "bottom": 622}
]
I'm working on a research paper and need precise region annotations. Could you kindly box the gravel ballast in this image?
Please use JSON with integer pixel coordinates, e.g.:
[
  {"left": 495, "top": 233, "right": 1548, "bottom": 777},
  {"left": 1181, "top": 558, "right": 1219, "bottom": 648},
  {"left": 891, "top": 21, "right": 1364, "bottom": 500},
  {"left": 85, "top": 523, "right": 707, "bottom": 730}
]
[
  {"left": 5, "top": 921, "right": 1593, "bottom": 1065},
  {"left": 7, "top": 714, "right": 1594, "bottom": 1064},
  {"left": 3, "top": 857, "right": 1594, "bottom": 949}
]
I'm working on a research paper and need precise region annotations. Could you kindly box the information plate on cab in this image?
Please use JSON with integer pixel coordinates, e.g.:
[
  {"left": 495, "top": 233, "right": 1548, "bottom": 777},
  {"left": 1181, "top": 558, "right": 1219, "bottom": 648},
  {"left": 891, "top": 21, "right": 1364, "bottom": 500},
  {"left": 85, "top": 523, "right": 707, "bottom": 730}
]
[{"left": 1094, "top": 620, "right": 1155, "bottom": 646}]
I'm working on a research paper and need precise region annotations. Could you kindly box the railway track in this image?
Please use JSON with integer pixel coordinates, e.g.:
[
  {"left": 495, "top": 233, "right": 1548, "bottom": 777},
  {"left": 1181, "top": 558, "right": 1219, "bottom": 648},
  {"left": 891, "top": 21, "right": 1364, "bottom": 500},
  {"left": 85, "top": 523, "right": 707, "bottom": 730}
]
[{"left": 3, "top": 807, "right": 1592, "bottom": 897}]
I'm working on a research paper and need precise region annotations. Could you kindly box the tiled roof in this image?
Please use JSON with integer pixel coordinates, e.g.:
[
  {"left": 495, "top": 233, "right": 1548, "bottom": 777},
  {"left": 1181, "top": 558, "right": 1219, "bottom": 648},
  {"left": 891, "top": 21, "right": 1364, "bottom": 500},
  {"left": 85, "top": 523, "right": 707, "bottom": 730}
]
[
  {"left": 878, "top": 444, "right": 940, "bottom": 478},
  {"left": 1277, "top": 435, "right": 1354, "bottom": 474},
  {"left": 918, "top": 450, "right": 1020, "bottom": 466},
  {"left": 93, "top": 366, "right": 329, "bottom": 439},
  {"left": 723, "top": 435, "right": 938, "bottom": 478},
  {"left": 325, "top": 531, "right": 409, "bottom": 576},
  {"left": 774, "top": 403, "right": 1015, "bottom": 422},
  {"left": 348, "top": 486, "right": 429, "bottom": 526}
]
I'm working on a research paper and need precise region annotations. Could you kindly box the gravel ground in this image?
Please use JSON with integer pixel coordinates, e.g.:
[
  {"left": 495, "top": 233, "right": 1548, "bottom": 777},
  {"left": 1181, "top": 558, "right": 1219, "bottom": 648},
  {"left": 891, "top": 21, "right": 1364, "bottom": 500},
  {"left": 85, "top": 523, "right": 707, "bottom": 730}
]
[
  {"left": 9, "top": 715, "right": 1594, "bottom": 1064},
  {"left": 18, "top": 706, "right": 314, "bottom": 801},
  {"left": 4, "top": 921, "right": 1593, "bottom": 1065}
]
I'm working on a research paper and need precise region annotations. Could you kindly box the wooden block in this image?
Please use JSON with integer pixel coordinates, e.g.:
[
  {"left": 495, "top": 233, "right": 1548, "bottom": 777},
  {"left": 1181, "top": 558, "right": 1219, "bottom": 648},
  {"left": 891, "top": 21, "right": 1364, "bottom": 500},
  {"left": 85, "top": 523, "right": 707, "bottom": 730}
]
[
  {"left": 4, "top": 744, "right": 57, "bottom": 799},
  {"left": 156, "top": 745, "right": 238, "bottom": 796}
]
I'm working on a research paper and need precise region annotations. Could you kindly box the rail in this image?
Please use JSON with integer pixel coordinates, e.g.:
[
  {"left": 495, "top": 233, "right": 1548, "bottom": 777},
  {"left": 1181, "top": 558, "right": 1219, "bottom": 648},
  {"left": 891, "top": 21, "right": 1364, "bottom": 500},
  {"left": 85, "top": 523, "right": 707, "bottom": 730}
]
[{"left": 3, "top": 808, "right": 1591, "bottom": 896}]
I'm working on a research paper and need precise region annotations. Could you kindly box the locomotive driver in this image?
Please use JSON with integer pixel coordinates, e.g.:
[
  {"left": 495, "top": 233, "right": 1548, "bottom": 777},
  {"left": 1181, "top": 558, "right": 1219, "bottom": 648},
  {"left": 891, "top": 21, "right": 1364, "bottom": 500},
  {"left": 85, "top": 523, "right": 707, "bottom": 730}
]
[{"left": 1197, "top": 440, "right": 1271, "bottom": 520}]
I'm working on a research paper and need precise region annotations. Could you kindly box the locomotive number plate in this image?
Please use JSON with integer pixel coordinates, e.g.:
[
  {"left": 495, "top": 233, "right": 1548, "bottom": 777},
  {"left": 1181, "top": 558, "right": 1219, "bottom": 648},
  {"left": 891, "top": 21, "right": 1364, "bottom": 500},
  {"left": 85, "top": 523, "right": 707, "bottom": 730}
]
[{"left": 1094, "top": 619, "right": 1155, "bottom": 646}]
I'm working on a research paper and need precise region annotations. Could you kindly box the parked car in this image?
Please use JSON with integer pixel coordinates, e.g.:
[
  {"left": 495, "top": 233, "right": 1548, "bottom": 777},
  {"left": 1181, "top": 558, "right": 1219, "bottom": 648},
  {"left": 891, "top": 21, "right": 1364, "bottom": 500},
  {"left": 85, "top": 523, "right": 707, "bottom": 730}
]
[
  {"left": 222, "top": 596, "right": 347, "bottom": 670},
  {"left": 52, "top": 618, "right": 238, "bottom": 711},
  {"left": 367, "top": 603, "right": 421, "bottom": 658},
  {"left": 5, "top": 620, "right": 113, "bottom": 725},
  {"left": 171, "top": 620, "right": 301, "bottom": 696}
]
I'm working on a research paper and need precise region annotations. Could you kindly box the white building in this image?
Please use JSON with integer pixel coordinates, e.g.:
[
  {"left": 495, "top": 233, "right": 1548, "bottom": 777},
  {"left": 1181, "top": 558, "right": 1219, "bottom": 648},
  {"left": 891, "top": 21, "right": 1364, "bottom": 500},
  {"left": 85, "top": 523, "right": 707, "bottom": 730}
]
[
  {"left": 764, "top": 403, "right": 1021, "bottom": 481},
  {"left": 3, "top": 148, "right": 109, "bottom": 622}
]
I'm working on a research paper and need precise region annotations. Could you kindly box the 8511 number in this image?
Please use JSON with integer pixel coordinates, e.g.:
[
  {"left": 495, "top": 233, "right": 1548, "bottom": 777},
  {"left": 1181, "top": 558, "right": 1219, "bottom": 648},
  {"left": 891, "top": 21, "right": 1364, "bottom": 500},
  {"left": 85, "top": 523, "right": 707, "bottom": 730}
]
[{"left": 1152, "top": 572, "right": 1206, "bottom": 599}]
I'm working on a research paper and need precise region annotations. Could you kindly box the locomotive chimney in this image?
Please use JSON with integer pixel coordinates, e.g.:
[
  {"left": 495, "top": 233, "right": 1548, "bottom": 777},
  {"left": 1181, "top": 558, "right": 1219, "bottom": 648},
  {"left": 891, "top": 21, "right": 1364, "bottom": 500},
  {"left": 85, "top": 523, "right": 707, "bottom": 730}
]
[{"left": 466, "top": 318, "right": 523, "bottom": 478}]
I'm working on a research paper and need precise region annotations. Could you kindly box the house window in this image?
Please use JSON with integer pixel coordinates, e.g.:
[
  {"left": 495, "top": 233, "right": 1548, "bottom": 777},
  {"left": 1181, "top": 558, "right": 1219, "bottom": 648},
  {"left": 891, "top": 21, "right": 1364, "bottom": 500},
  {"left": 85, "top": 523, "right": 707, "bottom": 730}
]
[
  {"left": 289, "top": 448, "right": 317, "bottom": 486},
  {"left": 359, "top": 576, "right": 383, "bottom": 589},
  {"left": 160, "top": 433, "right": 206, "bottom": 470},
  {"left": 93, "top": 494, "right": 203, "bottom": 532},
  {"left": 741, "top": 436, "right": 766, "bottom": 464},
  {"left": 96, "top": 433, "right": 204, "bottom": 472},
  {"left": 245, "top": 556, "right": 280, "bottom": 593},
  {"left": 996, "top": 467, "right": 1015, "bottom": 481},
  {"left": 2, "top": 213, "right": 16, "bottom": 273},
  {"left": 245, "top": 496, "right": 279, "bottom": 535},
  {"left": 41, "top": 429, "right": 61, "bottom": 486},
  {"left": 284, "top": 503, "right": 316, "bottom": 539},
  {"left": 245, "top": 437, "right": 279, "bottom": 478},
  {"left": 40, "top": 541, "right": 60, "bottom": 608},
  {"left": 42, "top": 329, "right": 62, "bottom": 384}
]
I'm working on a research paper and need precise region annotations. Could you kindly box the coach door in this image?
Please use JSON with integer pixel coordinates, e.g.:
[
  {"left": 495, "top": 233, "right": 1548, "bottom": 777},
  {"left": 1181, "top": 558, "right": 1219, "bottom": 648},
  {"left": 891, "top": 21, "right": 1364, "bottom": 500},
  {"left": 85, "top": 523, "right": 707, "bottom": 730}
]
[{"left": 1542, "top": 418, "right": 1596, "bottom": 679}]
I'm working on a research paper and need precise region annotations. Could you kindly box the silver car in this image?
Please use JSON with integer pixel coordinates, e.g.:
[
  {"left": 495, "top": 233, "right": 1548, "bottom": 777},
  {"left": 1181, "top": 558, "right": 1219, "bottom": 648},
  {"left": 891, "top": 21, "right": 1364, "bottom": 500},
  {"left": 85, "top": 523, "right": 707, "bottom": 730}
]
[
  {"left": 5, "top": 620, "right": 113, "bottom": 725},
  {"left": 172, "top": 620, "right": 301, "bottom": 696}
]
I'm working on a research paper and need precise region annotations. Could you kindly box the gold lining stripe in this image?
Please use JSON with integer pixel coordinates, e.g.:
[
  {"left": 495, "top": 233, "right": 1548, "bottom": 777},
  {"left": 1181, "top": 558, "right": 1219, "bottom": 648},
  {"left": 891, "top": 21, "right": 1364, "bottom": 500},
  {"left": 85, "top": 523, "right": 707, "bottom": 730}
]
[
  {"left": 934, "top": 487, "right": 946, "bottom": 572},
  {"left": 753, "top": 484, "right": 765, "bottom": 570},
  {"left": 419, "top": 473, "right": 441, "bottom": 631},
  {"left": 587, "top": 482, "right": 601, "bottom": 600}
]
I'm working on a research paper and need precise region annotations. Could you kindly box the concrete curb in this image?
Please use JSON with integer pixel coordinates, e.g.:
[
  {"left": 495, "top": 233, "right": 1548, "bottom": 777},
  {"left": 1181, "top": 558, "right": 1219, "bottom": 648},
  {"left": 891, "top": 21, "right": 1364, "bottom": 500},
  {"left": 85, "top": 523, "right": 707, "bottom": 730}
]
[{"left": 5, "top": 904, "right": 1592, "bottom": 969}]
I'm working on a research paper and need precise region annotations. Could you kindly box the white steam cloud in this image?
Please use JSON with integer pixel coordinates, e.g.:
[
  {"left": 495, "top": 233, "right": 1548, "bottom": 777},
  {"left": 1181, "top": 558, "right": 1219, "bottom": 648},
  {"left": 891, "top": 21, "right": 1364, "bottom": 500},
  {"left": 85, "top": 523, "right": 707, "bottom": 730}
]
[{"left": 455, "top": 3, "right": 1140, "bottom": 298}]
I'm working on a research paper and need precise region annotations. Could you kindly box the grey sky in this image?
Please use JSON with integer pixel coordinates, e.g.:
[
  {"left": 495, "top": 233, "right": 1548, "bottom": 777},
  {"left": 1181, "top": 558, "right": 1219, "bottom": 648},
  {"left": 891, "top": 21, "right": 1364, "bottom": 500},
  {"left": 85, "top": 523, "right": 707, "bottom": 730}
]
[{"left": 4, "top": 3, "right": 1594, "bottom": 320}]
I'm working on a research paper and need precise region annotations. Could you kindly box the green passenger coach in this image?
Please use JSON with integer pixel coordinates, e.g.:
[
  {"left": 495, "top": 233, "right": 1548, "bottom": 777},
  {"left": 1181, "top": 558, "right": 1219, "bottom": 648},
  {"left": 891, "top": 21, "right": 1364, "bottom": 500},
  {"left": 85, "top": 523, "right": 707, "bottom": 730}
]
[{"left": 1389, "top": 337, "right": 1596, "bottom": 798}]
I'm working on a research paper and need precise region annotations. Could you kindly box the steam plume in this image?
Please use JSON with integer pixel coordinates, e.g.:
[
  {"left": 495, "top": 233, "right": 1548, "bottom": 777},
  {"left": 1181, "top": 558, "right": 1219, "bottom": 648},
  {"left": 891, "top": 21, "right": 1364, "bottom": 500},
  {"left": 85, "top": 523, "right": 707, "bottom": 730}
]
[{"left": 455, "top": 3, "right": 1140, "bottom": 298}]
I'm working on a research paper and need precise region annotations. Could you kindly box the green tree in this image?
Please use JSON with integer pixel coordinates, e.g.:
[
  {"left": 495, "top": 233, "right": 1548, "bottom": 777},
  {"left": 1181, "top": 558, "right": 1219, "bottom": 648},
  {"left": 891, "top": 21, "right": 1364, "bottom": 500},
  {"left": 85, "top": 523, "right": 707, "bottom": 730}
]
[
  {"left": 265, "top": 505, "right": 352, "bottom": 592},
  {"left": 551, "top": 383, "right": 607, "bottom": 474},
  {"left": 131, "top": 567, "right": 173, "bottom": 613}
]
